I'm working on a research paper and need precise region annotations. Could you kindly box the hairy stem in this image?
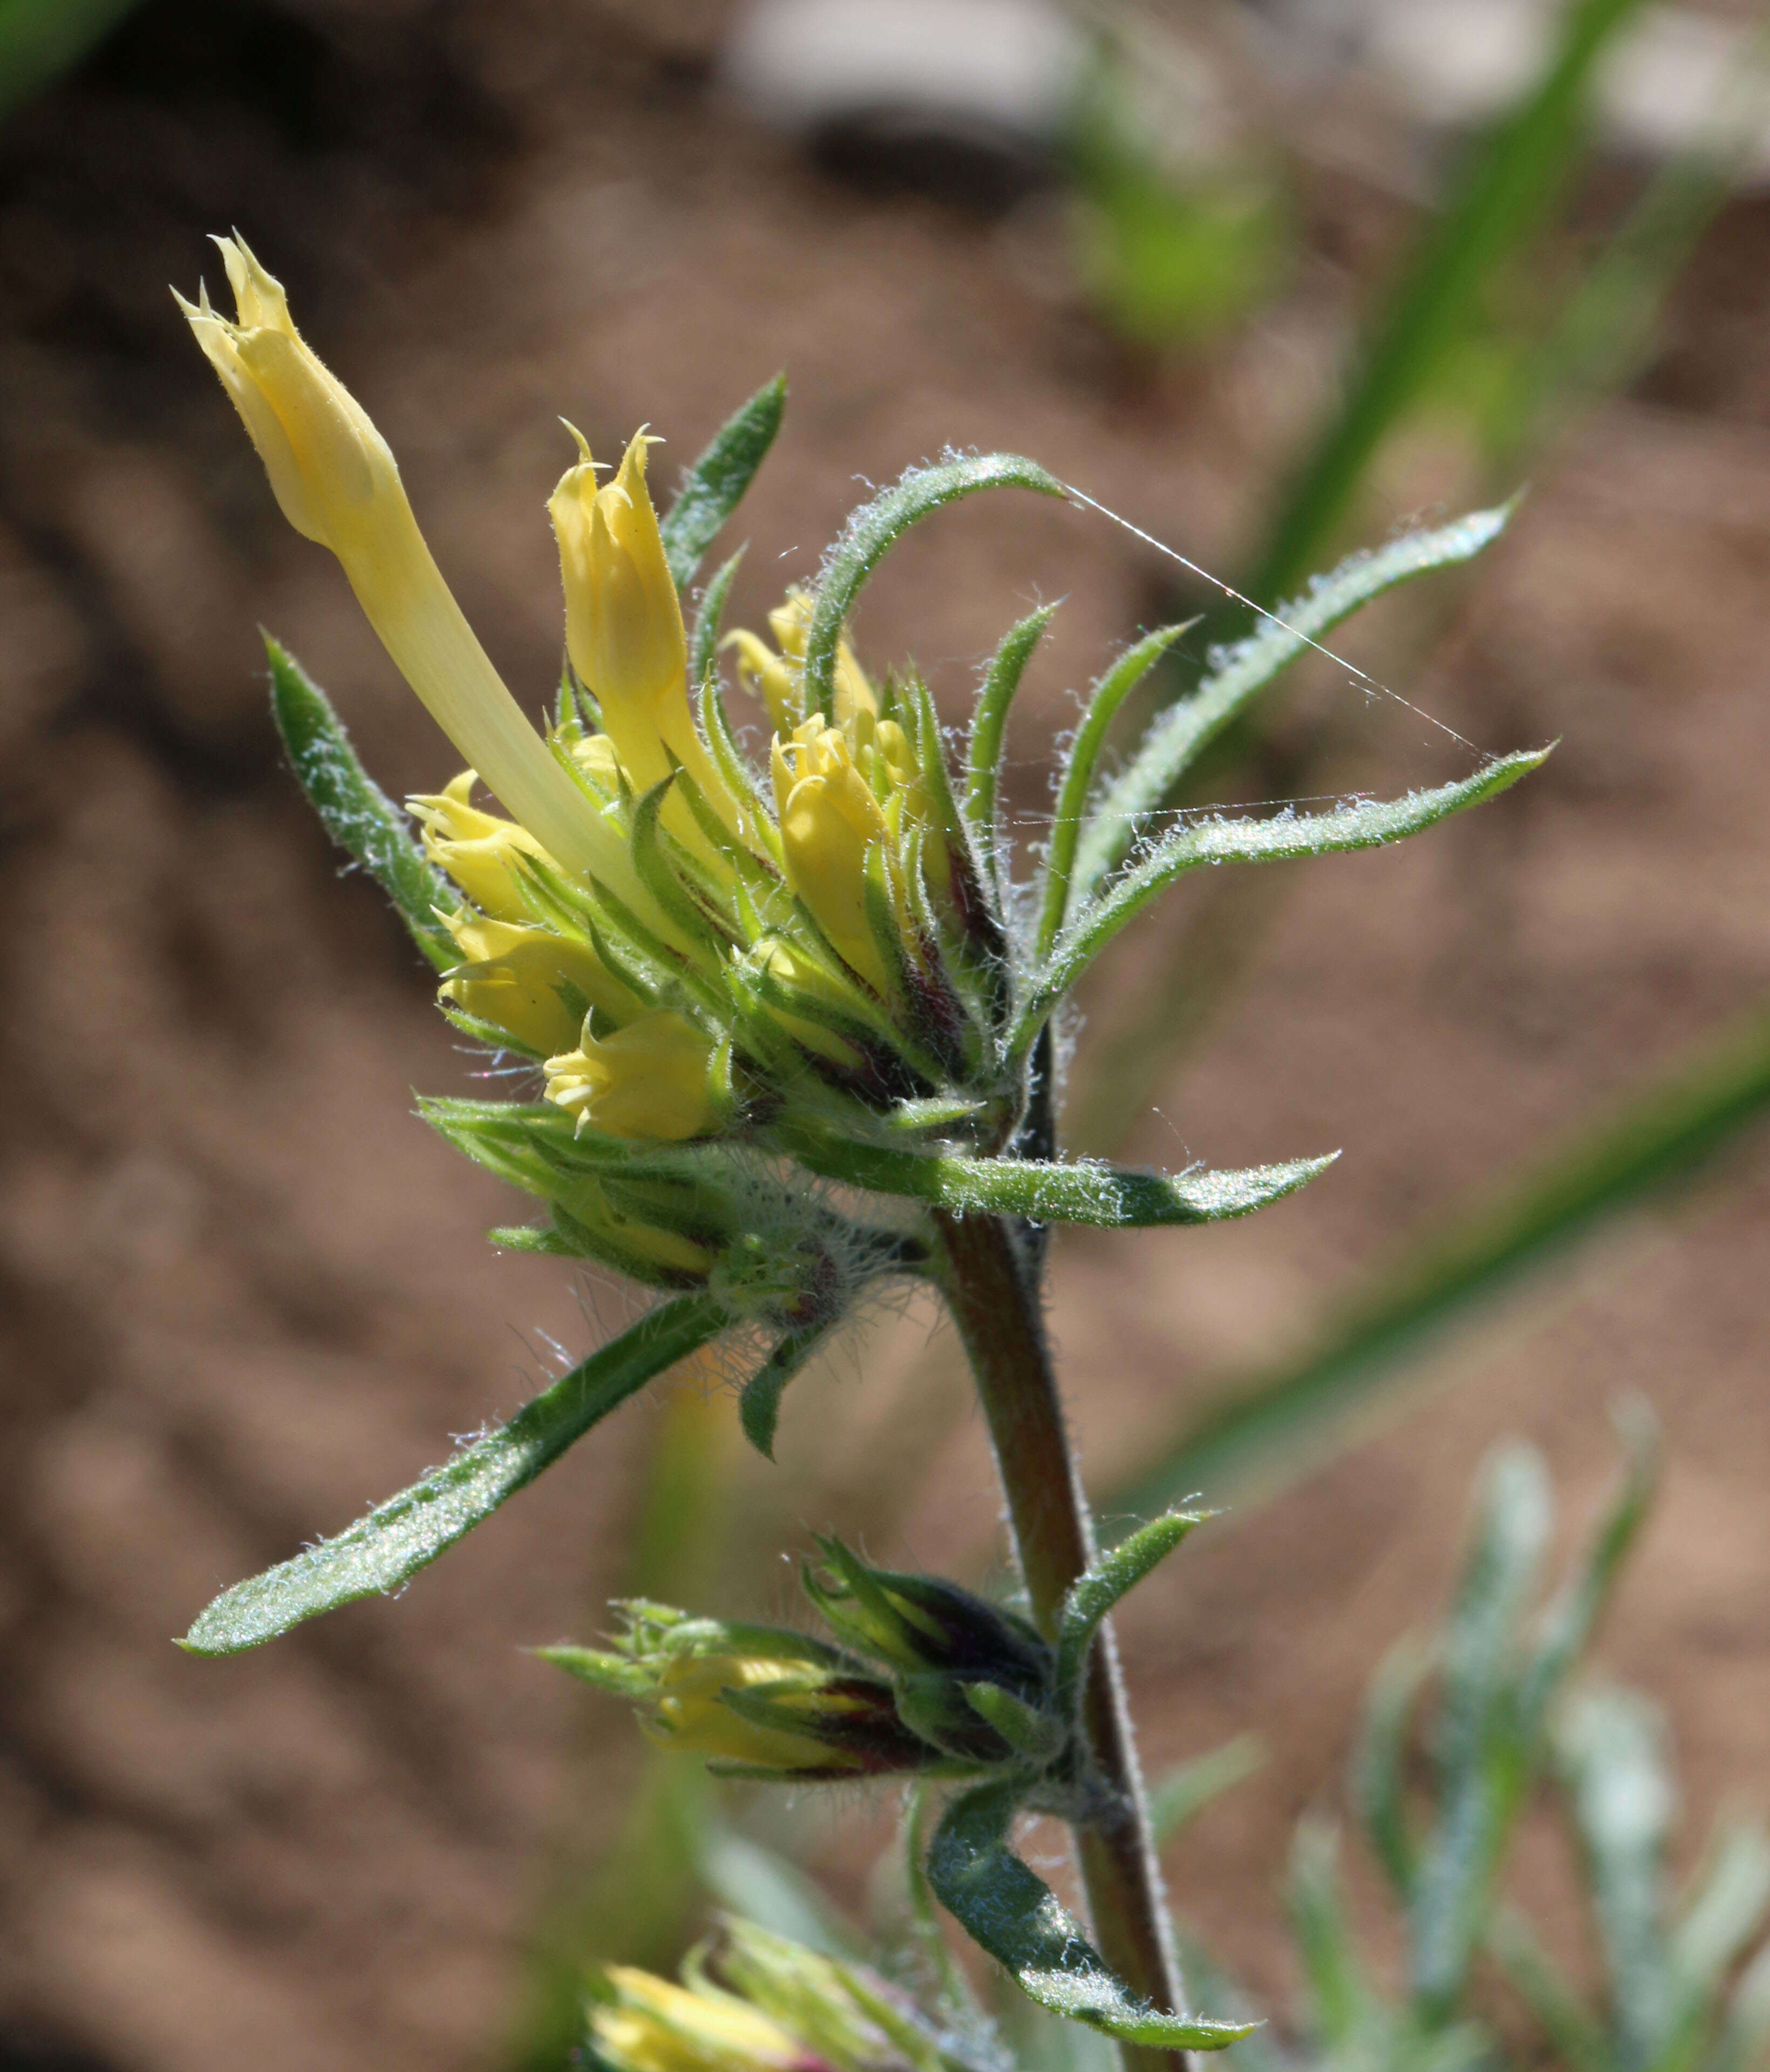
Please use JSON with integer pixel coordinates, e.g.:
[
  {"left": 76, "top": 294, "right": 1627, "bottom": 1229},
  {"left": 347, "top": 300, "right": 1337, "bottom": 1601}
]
[{"left": 933, "top": 1208, "right": 1186, "bottom": 2072}]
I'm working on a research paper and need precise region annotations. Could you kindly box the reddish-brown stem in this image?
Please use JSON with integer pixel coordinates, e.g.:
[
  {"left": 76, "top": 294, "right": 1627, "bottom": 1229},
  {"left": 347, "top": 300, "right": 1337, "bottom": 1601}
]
[{"left": 933, "top": 1208, "right": 1186, "bottom": 2072}]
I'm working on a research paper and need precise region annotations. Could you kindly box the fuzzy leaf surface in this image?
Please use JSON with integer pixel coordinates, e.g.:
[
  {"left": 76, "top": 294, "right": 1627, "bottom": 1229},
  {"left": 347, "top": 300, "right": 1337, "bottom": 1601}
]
[
  {"left": 267, "top": 637, "right": 458, "bottom": 970},
  {"left": 784, "top": 1132, "right": 1335, "bottom": 1227},
  {"left": 804, "top": 453, "right": 1064, "bottom": 718},
  {"left": 1072, "top": 505, "right": 1514, "bottom": 904},
  {"left": 660, "top": 374, "right": 786, "bottom": 592},
  {"left": 1056, "top": 1510, "right": 1208, "bottom": 1703},
  {"left": 181, "top": 1294, "right": 727, "bottom": 1654},
  {"left": 1021, "top": 747, "right": 1548, "bottom": 1051},
  {"left": 927, "top": 1780, "right": 1255, "bottom": 2048}
]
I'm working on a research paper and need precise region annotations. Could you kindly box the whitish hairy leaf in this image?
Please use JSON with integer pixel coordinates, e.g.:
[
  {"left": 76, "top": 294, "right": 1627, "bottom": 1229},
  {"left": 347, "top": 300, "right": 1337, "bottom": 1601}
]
[
  {"left": 1056, "top": 1510, "right": 1209, "bottom": 1704},
  {"left": 267, "top": 638, "right": 458, "bottom": 970},
  {"left": 927, "top": 1781, "right": 1256, "bottom": 2049},
  {"left": 181, "top": 1295, "right": 727, "bottom": 1654},
  {"left": 1017, "top": 747, "right": 1549, "bottom": 1053},
  {"left": 781, "top": 1130, "right": 1336, "bottom": 1228},
  {"left": 804, "top": 453, "right": 1064, "bottom": 719},
  {"left": 1072, "top": 503, "right": 1516, "bottom": 905}
]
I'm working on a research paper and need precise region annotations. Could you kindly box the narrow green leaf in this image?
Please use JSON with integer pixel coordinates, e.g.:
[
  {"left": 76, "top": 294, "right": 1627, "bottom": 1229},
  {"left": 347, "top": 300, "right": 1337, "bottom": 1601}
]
[
  {"left": 1487, "top": 1905, "right": 1612, "bottom": 2072},
  {"left": 1671, "top": 1823, "right": 1770, "bottom": 2012},
  {"left": 1519, "top": 1402, "right": 1657, "bottom": 1737},
  {"left": 965, "top": 605, "right": 1059, "bottom": 881},
  {"left": 927, "top": 1780, "right": 1256, "bottom": 2049},
  {"left": 804, "top": 453, "right": 1064, "bottom": 719},
  {"left": 690, "top": 547, "right": 747, "bottom": 691},
  {"left": 739, "top": 1321, "right": 836, "bottom": 1462},
  {"left": 266, "top": 637, "right": 458, "bottom": 971},
  {"left": 1019, "top": 747, "right": 1548, "bottom": 1053},
  {"left": 781, "top": 1128, "right": 1335, "bottom": 1228},
  {"left": 1073, "top": 505, "right": 1514, "bottom": 903},
  {"left": 659, "top": 374, "right": 786, "bottom": 593},
  {"left": 1248, "top": 0, "right": 1653, "bottom": 604},
  {"left": 1352, "top": 1635, "right": 1432, "bottom": 1898},
  {"left": 1147, "top": 1734, "right": 1266, "bottom": 1846},
  {"left": 1288, "top": 1821, "right": 1373, "bottom": 2048},
  {"left": 1102, "top": 994, "right": 1770, "bottom": 1525},
  {"left": 1557, "top": 1687, "right": 1677, "bottom": 2067},
  {"left": 1056, "top": 1510, "right": 1208, "bottom": 1705},
  {"left": 180, "top": 1294, "right": 728, "bottom": 1654},
  {"left": 1037, "top": 622, "right": 1192, "bottom": 955}
]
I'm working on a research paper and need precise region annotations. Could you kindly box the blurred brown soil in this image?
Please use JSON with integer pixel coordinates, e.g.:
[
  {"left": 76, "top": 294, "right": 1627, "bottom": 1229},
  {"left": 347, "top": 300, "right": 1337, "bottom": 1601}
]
[{"left": 3, "top": 4, "right": 1769, "bottom": 2069}]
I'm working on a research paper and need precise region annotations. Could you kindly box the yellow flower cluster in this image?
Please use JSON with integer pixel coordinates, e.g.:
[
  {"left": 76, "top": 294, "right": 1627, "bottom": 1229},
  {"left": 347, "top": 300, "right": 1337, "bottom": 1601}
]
[
  {"left": 180, "top": 236, "right": 958, "bottom": 1146},
  {"left": 592, "top": 1967, "right": 806, "bottom": 2072}
]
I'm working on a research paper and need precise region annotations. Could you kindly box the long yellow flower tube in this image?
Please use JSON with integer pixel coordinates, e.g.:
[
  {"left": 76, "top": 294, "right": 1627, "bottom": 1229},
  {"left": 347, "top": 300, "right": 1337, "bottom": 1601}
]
[{"left": 176, "top": 236, "right": 656, "bottom": 923}]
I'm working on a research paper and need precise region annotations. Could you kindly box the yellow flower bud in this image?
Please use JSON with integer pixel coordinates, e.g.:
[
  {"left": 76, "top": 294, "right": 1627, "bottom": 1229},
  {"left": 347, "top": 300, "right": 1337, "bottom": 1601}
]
[
  {"left": 409, "top": 771, "right": 552, "bottom": 922},
  {"left": 644, "top": 1654, "right": 868, "bottom": 1773},
  {"left": 759, "top": 941, "right": 865, "bottom": 1067},
  {"left": 176, "top": 237, "right": 653, "bottom": 922},
  {"left": 731, "top": 589, "right": 876, "bottom": 733},
  {"left": 544, "top": 1009, "right": 719, "bottom": 1141},
  {"left": 771, "top": 723, "right": 894, "bottom": 992},
  {"left": 593, "top": 1967, "right": 805, "bottom": 2072},
  {"left": 550, "top": 426, "right": 745, "bottom": 854},
  {"left": 440, "top": 911, "right": 638, "bottom": 1058}
]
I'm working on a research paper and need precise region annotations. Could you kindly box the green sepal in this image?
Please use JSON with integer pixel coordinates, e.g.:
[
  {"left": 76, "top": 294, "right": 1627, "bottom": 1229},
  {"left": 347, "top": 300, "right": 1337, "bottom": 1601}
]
[
  {"left": 962, "top": 1680, "right": 1066, "bottom": 1764},
  {"left": 1037, "top": 621, "right": 1194, "bottom": 957},
  {"left": 179, "top": 1294, "right": 730, "bottom": 1655},
  {"left": 964, "top": 604, "right": 1058, "bottom": 885},
  {"left": 534, "top": 1645, "right": 653, "bottom": 1696},
  {"left": 1073, "top": 501, "right": 1518, "bottom": 903},
  {"left": 265, "top": 637, "right": 458, "bottom": 971},
  {"left": 659, "top": 373, "right": 787, "bottom": 592},
  {"left": 1055, "top": 1510, "right": 1210, "bottom": 1708},
  {"left": 631, "top": 773, "right": 739, "bottom": 951},
  {"left": 690, "top": 545, "right": 746, "bottom": 690},
  {"left": 804, "top": 453, "right": 1065, "bottom": 719},
  {"left": 739, "top": 1320, "right": 835, "bottom": 1461},
  {"left": 782, "top": 1129, "right": 1336, "bottom": 1228},
  {"left": 700, "top": 664, "right": 785, "bottom": 869},
  {"left": 926, "top": 1779, "right": 1257, "bottom": 2048},
  {"left": 1016, "top": 747, "right": 1551, "bottom": 1055}
]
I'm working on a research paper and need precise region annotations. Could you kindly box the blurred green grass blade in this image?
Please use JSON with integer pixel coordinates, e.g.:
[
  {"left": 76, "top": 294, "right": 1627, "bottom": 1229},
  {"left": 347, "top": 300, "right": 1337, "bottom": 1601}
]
[
  {"left": 1250, "top": 0, "right": 1653, "bottom": 603},
  {"left": 1352, "top": 1637, "right": 1432, "bottom": 1900},
  {"left": 1104, "top": 998, "right": 1770, "bottom": 1523},
  {"left": 182, "top": 1293, "right": 727, "bottom": 1654},
  {"left": 1487, "top": 1905, "right": 1611, "bottom": 2072},
  {"left": 1492, "top": 19, "right": 1770, "bottom": 471},
  {"left": 1671, "top": 1823, "right": 1770, "bottom": 2014},
  {"left": 1149, "top": 1735, "right": 1266, "bottom": 1846},
  {"left": 697, "top": 1823, "right": 863, "bottom": 1958},
  {"left": 1288, "top": 1821, "right": 1373, "bottom": 2047},
  {"left": 0, "top": 0, "right": 141, "bottom": 122}
]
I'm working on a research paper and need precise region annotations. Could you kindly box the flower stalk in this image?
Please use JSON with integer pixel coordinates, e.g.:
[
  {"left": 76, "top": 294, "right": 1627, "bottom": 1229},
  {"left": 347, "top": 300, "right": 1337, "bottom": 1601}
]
[{"left": 934, "top": 1208, "right": 1186, "bottom": 2072}]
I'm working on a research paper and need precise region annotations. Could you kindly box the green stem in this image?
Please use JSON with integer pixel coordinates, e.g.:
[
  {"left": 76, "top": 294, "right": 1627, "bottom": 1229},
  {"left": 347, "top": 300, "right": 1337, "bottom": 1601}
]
[{"left": 932, "top": 1209, "right": 1184, "bottom": 2072}]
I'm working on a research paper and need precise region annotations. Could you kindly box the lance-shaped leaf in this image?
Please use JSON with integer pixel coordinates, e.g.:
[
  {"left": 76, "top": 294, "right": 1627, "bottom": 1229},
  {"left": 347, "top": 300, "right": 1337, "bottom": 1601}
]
[
  {"left": 180, "top": 1293, "right": 729, "bottom": 1655},
  {"left": 965, "top": 604, "right": 1058, "bottom": 886},
  {"left": 690, "top": 546, "right": 746, "bottom": 691},
  {"left": 659, "top": 373, "right": 787, "bottom": 592},
  {"left": 1016, "top": 747, "right": 1549, "bottom": 1054},
  {"left": 804, "top": 453, "right": 1064, "bottom": 719},
  {"left": 1148, "top": 1735, "right": 1266, "bottom": 1846},
  {"left": 926, "top": 1780, "right": 1256, "bottom": 2049},
  {"left": 1055, "top": 1510, "right": 1209, "bottom": 1708},
  {"left": 266, "top": 637, "right": 457, "bottom": 970},
  {"left": 1037, "top": 622, "right": 1193, "bottom": 956},
  {"left": 740, "top": 1319, "right": 837, "bottom": 1462},
  {"left": 780, "top": 1129, "right": 1335, "bottom": 1228},
  {"left": 1352, "top": 1635, "right": 1433, "bottom": 1899},
  {"left": 1071, "top": 504, "right": 1515, "bottom": 906}
]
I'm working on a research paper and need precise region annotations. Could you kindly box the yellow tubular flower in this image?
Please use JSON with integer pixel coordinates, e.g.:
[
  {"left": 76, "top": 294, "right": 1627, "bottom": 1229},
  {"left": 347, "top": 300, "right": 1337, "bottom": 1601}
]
[
  {"left": 645, "top": 1655, "right": 866, "bottom": 1773},
  {"left": 593, "top": 1967, "right": 805, "bottom": 2072},
  {"left": 771, "top": 723, "right": 894, "bottom": 993},
  {"left": 544, "top": 1009, "right": 719, "bottom": 1141},
  {"left": 724, "top": 629, "right": 799, "bottom": 734},
  {"left": 549, "top": 427, "right": 744, "bottom": 847},
  {"left": 176, "top": 237, "right": 660, "bottom": 927},
  {"left": 440, "top": 911, "right": 638, "bottom": 1058}
]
